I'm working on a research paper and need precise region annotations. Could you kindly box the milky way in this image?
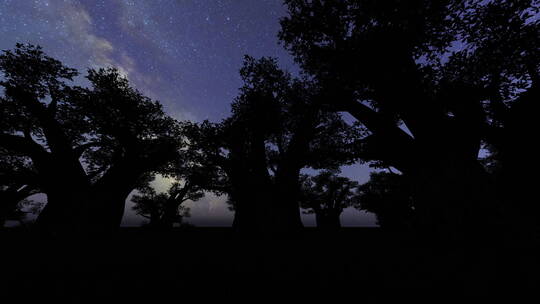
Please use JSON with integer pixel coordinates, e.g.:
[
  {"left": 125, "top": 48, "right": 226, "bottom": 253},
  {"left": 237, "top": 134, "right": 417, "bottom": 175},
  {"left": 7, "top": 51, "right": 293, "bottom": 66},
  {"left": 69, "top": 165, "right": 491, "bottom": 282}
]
[
  {"left": 0, "top": 0, "right": 376, "bottom": 226},
  {"left": 0, "top": 0, "right": 298, "bottom": 121}
]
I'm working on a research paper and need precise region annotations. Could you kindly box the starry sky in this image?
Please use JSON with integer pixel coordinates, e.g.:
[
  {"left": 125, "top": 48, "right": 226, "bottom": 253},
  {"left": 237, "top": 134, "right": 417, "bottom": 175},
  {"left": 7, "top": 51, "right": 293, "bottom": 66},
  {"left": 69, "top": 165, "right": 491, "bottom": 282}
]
[{"left": 0, "top": 0, "right": 376, "bottom": 227}]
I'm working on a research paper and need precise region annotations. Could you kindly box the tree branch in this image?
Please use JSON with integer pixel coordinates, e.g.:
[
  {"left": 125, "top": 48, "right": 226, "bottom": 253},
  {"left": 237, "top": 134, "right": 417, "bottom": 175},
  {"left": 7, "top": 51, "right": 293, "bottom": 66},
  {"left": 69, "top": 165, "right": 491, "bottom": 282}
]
[
  {"left": 6, "top": 87, "right": 74, "bottom": 156},
  {"left": 344, "top": 101, "right": 415, "bottom": 172},
  {"left": 0, "top": 133, "right": 48, "bottom": 159},
  {"left": 73, "top": 141, "right": 102, "bottom": 158},
  {"left": 47, "top": 94, "right": 58, "bottom": 116}
]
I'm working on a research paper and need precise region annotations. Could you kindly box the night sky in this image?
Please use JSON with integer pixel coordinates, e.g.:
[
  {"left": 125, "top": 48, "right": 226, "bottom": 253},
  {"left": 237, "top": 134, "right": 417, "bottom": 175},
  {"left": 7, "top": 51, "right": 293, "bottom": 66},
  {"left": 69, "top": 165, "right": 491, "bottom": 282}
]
[{"left": 0, "top": 0, "right": 376, "bottom": 227}]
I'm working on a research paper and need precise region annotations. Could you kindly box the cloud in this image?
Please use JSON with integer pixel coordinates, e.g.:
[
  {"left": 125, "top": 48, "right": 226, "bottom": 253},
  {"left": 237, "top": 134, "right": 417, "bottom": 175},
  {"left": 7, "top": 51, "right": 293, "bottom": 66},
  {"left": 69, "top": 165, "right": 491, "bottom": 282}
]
[
  {"left": 24, "top": 0, "right": 133, "bottom": 80},
  {"left": 34, "top": 1, "right": 196, "bottom": 121},
  {"left": 60, "top": 2, "right": 134, "bottom": 78},
  {"left": 167, "top": 108, "right": 198, "bottom": 122}
]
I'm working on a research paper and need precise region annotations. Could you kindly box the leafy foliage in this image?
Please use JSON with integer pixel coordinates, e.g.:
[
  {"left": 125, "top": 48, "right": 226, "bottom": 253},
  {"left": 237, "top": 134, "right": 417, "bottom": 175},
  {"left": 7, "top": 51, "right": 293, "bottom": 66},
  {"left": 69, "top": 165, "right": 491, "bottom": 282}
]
[
  {"left": 184, "top": 56, "right": 365, "bottom": 229},
  {"left": 0, "top": 44, "right": 184, "bottom": 232},
  {"left": 279, "top": 0, "right": 540, "bottom": 239},
  {"left": 131, "top": 182, "right": 195, "bottom": 228},
  {"left": 300, "top": 170, "right": 359, "bottom": 228},
  {"left": 355, "top": 172, "right": 415, "bottom": 230}
]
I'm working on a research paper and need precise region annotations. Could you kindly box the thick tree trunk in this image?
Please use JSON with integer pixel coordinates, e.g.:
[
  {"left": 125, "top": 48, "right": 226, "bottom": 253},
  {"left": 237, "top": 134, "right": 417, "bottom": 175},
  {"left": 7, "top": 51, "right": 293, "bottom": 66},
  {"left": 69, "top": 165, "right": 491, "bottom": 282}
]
[
  {"left": 161, "top": 185, "right": 192, "bottom": 229},
  {"left": 230, "top": 183, "right": 255, "bottom": 233},
  {"left": 34, "top": 151, "right": 93, "bottom": 235},
  {"left": 229, "top": 129, "right": 277, "bottom": 235},
  {"left": 232, "top": 177, "right": 303, "bottom": 235},
  {"left": 149, "top": 211, "right": 162, "bottom": 229},
  {"left": 409, "top": 155, "right": 499, "bottom": 244},
  {"left": 227, "top": 138, "right": 306, "bottom": 235},
  {"left": 315, "top": 211, "right": 341, "bottom": 231},
  {"left": 497, "top": 86, "right": 538, "bottom": 244},
  {"left": 273, "top": 163, "right": 305, "bottom": 234},
  {"left": 90, "top": 197, "right": 125, "bottom": 234},
  {"left": 37, "top": 183, "right": 130, "bottom": 235},
  {"left": 36, "top": 187, "right": 92, "bottom": 235},
  {"left": 0, "top": 191, "right": 24, "bottom": 228},
  {"left": 87, "top": 157, "right": 159, "bottom": 234},
  {"left": 273, "top": 182, "right": 304, "bottom": 233},
  {"left": 86, "top": 186, "right": 133, "bottom": 234},
  {"left": 161, "top": 203, "right": 178, "bottom": 229},
  {"left": 0, "top": 217, "right": 5, "bottom": 228},
  {"left": 231, "top": 182, "right": 274, "bottom": 235}
]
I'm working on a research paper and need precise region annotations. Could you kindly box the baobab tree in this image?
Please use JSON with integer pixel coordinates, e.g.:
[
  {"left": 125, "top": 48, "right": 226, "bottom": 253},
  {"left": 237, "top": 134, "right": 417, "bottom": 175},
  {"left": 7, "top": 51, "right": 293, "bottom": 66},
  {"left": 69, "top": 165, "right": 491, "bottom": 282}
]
[
  {"left": 300, "top": 171, "right": 359, "bottom": 230},
  {"left": 0, "top": 44, "right": 183, "bottom": 235},
  {"left": 279, "top": 0, "right": 538, "bottom": 241},
  {"left": 131, "top": 182, "right": 195, "bottom": 229},
  {"left": 185, "top": 56, "right": 364, "bottom": 234},
  {"left": 354, "top": 172, "right": 415, "bottom": 231}
]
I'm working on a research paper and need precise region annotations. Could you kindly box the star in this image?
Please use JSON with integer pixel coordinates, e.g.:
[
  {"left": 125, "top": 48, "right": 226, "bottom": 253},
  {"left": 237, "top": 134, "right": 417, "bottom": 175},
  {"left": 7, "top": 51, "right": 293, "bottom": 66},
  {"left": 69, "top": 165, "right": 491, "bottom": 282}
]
[{"left": 0, "top": 0, "right": 375, "bottom": 227}]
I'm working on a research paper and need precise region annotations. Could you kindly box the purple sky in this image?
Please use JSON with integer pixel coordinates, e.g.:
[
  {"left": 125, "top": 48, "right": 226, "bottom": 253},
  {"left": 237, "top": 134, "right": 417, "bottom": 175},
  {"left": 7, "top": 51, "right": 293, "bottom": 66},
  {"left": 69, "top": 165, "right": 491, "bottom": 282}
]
[{"left": 0, "top": 0, "right": 376, "bottom": 226}]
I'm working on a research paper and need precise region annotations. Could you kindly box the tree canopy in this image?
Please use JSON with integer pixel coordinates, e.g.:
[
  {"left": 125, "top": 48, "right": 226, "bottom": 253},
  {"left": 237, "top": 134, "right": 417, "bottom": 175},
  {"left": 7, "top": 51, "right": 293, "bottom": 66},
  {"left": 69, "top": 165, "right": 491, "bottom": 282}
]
[
  {"left": 279, "top": 0, "right": 540, "bottom": 241},
  {"left": 300, "top": 170, "right": 359, "bottom": 230},
  {"left": 131, "top": 181, "right": 195, "bottom": 229},
  {"left": 355, "top": 171, "right": 415, "bottom": 231},
  {"left": 185, "top": 56, "right": 365, "bottom": 233},
  {"left": 0, "top": 0, "right": 538, "bottom": 241},
  {"left": 0, "top": 44, "right": 183, "bottom": 234}
]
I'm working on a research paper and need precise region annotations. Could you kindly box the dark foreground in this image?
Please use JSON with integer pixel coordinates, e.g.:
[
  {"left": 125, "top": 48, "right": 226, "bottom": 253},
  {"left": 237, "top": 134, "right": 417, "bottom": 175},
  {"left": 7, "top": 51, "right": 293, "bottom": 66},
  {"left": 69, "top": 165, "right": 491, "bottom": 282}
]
[{"left": 1, "top": 227, "right": 540, "bottom": 303}]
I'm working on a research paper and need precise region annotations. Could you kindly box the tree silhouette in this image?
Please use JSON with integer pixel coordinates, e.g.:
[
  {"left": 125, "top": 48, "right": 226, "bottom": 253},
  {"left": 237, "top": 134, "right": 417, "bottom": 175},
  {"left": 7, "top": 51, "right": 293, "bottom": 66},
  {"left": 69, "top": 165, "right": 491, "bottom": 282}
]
[
  {"left": 279, "top": 0, "right": 538, "bottom": 241},
  {"left": 186, "top": 56, "right": 364, "bottom": 234},
  {"left": 0, "top": 44, "right": 182, "bottom": 235},
  {"left": 0, "top": 150, "right": 40, "bottom": 228},
  {"left": 448, "top": 0, "right": 540, "bottom": 241},
  {"left": 131, "top": 182, "right": 195, "bottom": 229},
  {"left": 354, "top": 172, "right": 415, "bottom": 231},
  {"left": 299, "top": 170, "right": 359, "bottom": 230},
  {"left": 127, "top": 124, "right": 230, "bottom": 230}
]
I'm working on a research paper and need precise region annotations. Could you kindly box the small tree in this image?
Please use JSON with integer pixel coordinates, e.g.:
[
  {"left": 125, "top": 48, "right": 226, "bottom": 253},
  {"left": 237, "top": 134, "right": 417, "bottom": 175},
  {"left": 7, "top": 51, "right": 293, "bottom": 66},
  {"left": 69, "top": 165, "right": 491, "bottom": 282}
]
[
  {"left": 131, "top": 182, "right": 198, "bottom": 229},
  {"left": 300, "top": 170, "right": 359, "bottom": 230},
  {"left": 355, "top": 172, "right": 415, "bottom": 231}
]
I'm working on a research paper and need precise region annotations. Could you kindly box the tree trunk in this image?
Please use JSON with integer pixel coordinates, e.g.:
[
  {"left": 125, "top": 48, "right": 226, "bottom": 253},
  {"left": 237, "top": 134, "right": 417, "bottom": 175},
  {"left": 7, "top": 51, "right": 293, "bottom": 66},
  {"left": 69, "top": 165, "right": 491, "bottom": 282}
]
[
  {"left": 229, "top": 130, "right": 276, "bottom": 235},
  {"left": 36, "top": 182, "right": 130, "bottom": 235},
  {"left": 315, "top": 211, "right": 341, "bottom": 231},
  {"left": 273, "top": 184, "right": 304, "bottom": 233},
  {"left": 87, "top": 159, "right": 154, "bottom": 234},
  {"left": 409, "top": 154, "right": 499, "bottom": 244},
  {"left": 34, "top": 152, "right": 93, "bottom": 235},
  {"left": 497, "top": 86, "right": 538, "bottom": 244},
  {"left": 149, "top": 210, "right": 162, "bottom": 229},
  {"left": 231, "top": 181, "right": 274, "bottom": 235},
  {"left": 273, "top": 164, "right": 304, "bottom": 234},
  {"left": 36, "top": 187, "right": 92, "bottom": 235},
  {"left": 86, "top": 187, "right": 133, "bottom": 234},
  {"left": 0, "top": 192, "right": 22, "bottom": 228},
  {"left": 161, "top": 203, "right": 178, "bottom": 229}
]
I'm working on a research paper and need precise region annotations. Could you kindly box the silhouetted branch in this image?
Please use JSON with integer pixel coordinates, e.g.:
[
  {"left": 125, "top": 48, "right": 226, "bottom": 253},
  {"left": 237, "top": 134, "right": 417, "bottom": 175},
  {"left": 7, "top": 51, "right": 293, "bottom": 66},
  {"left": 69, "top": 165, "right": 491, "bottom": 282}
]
[
  {"left": 73, "top": 141, "right": 102, "bottom": 158},
  {"left": 0, "top": 133, "right": 48, "bottom": 159}
]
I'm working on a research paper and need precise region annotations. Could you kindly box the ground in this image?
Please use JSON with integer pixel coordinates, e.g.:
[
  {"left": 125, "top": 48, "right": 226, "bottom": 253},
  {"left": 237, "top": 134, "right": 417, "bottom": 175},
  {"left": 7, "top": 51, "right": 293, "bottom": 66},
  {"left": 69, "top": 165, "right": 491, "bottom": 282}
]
[{"left": 1, "top": 227, "right": 539, "bottom": 303}]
